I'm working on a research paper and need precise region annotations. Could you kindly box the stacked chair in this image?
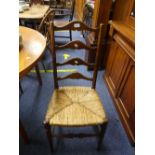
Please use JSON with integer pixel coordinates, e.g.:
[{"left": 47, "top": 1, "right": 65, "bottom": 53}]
[{"left": 53, "top": 0, "right": 75, "bottom": 41}]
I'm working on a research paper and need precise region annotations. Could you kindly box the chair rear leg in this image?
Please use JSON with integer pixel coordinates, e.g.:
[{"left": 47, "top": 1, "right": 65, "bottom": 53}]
[
  {"left": 41, "top": 61, "right": 47, "bottom": 72},
  {"left": 19, "top": 82, "right": 23, "bottom": 94},
  {"left": 35, "top": 64, "right": 42, "bottom": 85},
  {"left": 97, "top": 122, "right": 108, "bottom": 151},
  {"left": 44, "top": 123, "right": 54, "bottom": 153}
]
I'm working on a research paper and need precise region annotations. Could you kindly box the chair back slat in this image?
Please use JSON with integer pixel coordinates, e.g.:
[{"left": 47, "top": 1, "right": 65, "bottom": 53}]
[
  {"left": 53, "top": 20, "right": 98, "bottom": 32},
  {"left": 47, "top": 21, "right": 104, "bottom": 89},
  {"left": 56, "top": 57, "right": 94, "bottom": 67},
  {"left": 55, "top": 40, "right": 96, "bottom": 51},
  {"left": 57, "top": 72, "right": 93, "bottom": 81}
]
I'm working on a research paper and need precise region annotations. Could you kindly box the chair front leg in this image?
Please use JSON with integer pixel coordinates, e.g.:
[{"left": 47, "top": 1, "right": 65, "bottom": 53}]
[
  {"left": 97, "top": 122, "right": 108, "bottom": 151},
  {"left": 44, "top": 123, "right": 54, "bottom": 153}
]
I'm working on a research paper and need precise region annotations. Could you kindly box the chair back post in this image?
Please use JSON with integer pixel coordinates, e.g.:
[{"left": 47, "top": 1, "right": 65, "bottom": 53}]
[
  {"left": 92, "top": 23, "right": 104, "bottom": 89},
  {"left": 47, "top": 22, "right": 59, "bottom": 89}
]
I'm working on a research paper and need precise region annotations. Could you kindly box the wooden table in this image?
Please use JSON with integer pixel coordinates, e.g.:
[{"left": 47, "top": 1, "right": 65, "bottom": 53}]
[
  {"left": 19, "top": 4, "right": 49, "bottom": 20},
  {"left": 19, "top": 26, "right": 46, "bottom": 82},
  {"left": 19, "top": 26, "right": 46, "bottom": 143}
]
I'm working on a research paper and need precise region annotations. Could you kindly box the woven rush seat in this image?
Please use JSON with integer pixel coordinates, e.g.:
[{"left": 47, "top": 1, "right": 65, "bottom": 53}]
[{"left": 45, "top": 86, "right": 108, "bottom": 126}]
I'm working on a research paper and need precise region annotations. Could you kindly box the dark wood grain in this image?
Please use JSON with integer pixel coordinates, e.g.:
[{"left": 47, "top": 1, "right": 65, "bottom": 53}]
[
  {"left": 56, "top": 40, "right": 97, "bottom": 51},
  {"left": 57, "top": 72, "right": 93, "bottom": 81},
  {"left": 57, "top": 57, "right": 94, "bottom": 67},
  {"left": 53, "top": 20, "right": 98, "bottom": 32},
  {"left": 104, "top": 20, "right": 135, "bottom": 145}
]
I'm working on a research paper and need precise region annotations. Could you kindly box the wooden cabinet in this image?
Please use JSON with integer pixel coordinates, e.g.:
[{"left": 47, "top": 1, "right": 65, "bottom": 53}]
[
  {"left": 86, "top": 0, "right": 112, "bottom": 69},
  {"left": 104, "top": 21, "right": 135, "bottom": 145},
  {"left": 117, "top": 60, "right": 135, "bottom": 139},
  {"left": 75, "top": 0, "right": 86, "bottom": 20},
  {"left": 74, "top": 0, "right": 112, "bottom": 69},
  {"left": 105, "top": 38, "right": 130, "bottom": 96}
]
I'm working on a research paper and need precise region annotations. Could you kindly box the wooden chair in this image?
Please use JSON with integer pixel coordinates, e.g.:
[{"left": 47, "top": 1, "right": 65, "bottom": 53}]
[
  {"left": 53, "top": 0, "right": 75, "bottom": 41},
  {"left": 36, "top": 9, "right": 55, "bottom": 72},
  {"left": 49, "top": 0, "right": 64, "bottom": 8},
  {"left": 44, "top": 21, "right": 108, "bottom": 152},
  {"left": 21, "top": 0, "right": 44, "bottom": 28},
  {"left": 29, "top": 0, "right": 44, "bottom": 5},
  {"left": 38, "top": 9, "right": 55, "bottom": 46}
]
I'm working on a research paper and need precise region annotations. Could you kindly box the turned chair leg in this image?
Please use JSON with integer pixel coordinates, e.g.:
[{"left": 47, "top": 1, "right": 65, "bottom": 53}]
[
  {"left": 44, "top": 123, "right": 54, "bottom": 153},
  {"left": 97, "top": 122, "right": 108, "bottom": 151},
  {"left": 35, "top": 64, "right": 42, "bottom": 86}
]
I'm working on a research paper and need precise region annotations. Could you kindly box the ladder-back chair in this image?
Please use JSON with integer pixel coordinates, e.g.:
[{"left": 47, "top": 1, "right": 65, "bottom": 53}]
[
  {"left": 53, "top": 0, "right": 75, "bottom": 41},
  {"left": 44, "top": 21, "right": 108, "bottom": 152},
  {"left": 30, "top": 0, "right": 44, "bottom": 5},
  {"left": 37, "top": 9, "right": 55, "bottom": 71},
  {"left": 38, "top": 8, "right": 55, "bottom": 45}
]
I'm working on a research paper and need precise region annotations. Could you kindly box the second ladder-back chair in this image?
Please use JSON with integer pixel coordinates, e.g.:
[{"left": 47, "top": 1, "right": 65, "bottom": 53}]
[
  {"left": 49, "top": 0, "right": 65, "bottom": 8},
  {"left": 37, "top": 8, "right": 55, "bottom": 71},
  {"left": 29, "top": 0, "right": 44, "bottom": 5},
  {"left": 53, "top": 0, "right": 75, "bottom": 41},
  {"left": 21, "top": 0, "right": 44, "bottom": 28},
  {"left": 38, "top": 8, "right": 55, "bottom": 46},
  {"left": 44, "top": 21, "right": 108, "bottom": 152}
]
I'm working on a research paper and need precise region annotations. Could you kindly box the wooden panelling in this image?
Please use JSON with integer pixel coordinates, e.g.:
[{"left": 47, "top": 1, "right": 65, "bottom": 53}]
[
  {"left": 75, "top": 0, "right": 86, "bottom": 20},
  {"left": 92, "top": 0, "right": 112, "bottom": 40},
  {"left": 110, "top": 21, "right": 135, "bottom": 46},
  {"left": 125, "top": 0, "right": 135, "bottom": 29},
  {"left": 85, "top": 0, "right": 112, "bottom": 69},
  {"left": 116, "top": 61, "right": 135, "bottom": 142},
  {"left": 118, "top": 63, "right": 135, "bottom": 117},
  {"left": 112, "top": 0, "right": 135, "bottom": 29},
  {"left": 104, "top": 20, "right": 135, "bottom": 145},
  {"left": 105, "top": 39, "right": 130, "bottom": 95}
]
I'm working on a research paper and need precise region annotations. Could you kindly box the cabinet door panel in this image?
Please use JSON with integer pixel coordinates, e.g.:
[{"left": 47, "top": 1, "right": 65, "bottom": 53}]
[
  {"left": 117, "top": 61, "right": 135, "bottom": 138},
  {"left": 105, "top": 40, "right": 130, "bottom": 95},
  {"left": 119, "top": 64, "right": 135, "bottom": 116}
]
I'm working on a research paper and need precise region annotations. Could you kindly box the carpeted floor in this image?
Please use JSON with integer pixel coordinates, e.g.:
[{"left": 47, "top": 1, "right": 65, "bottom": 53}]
[{"left": 19, "top": 30, "right": 135, "bottom": 155}]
